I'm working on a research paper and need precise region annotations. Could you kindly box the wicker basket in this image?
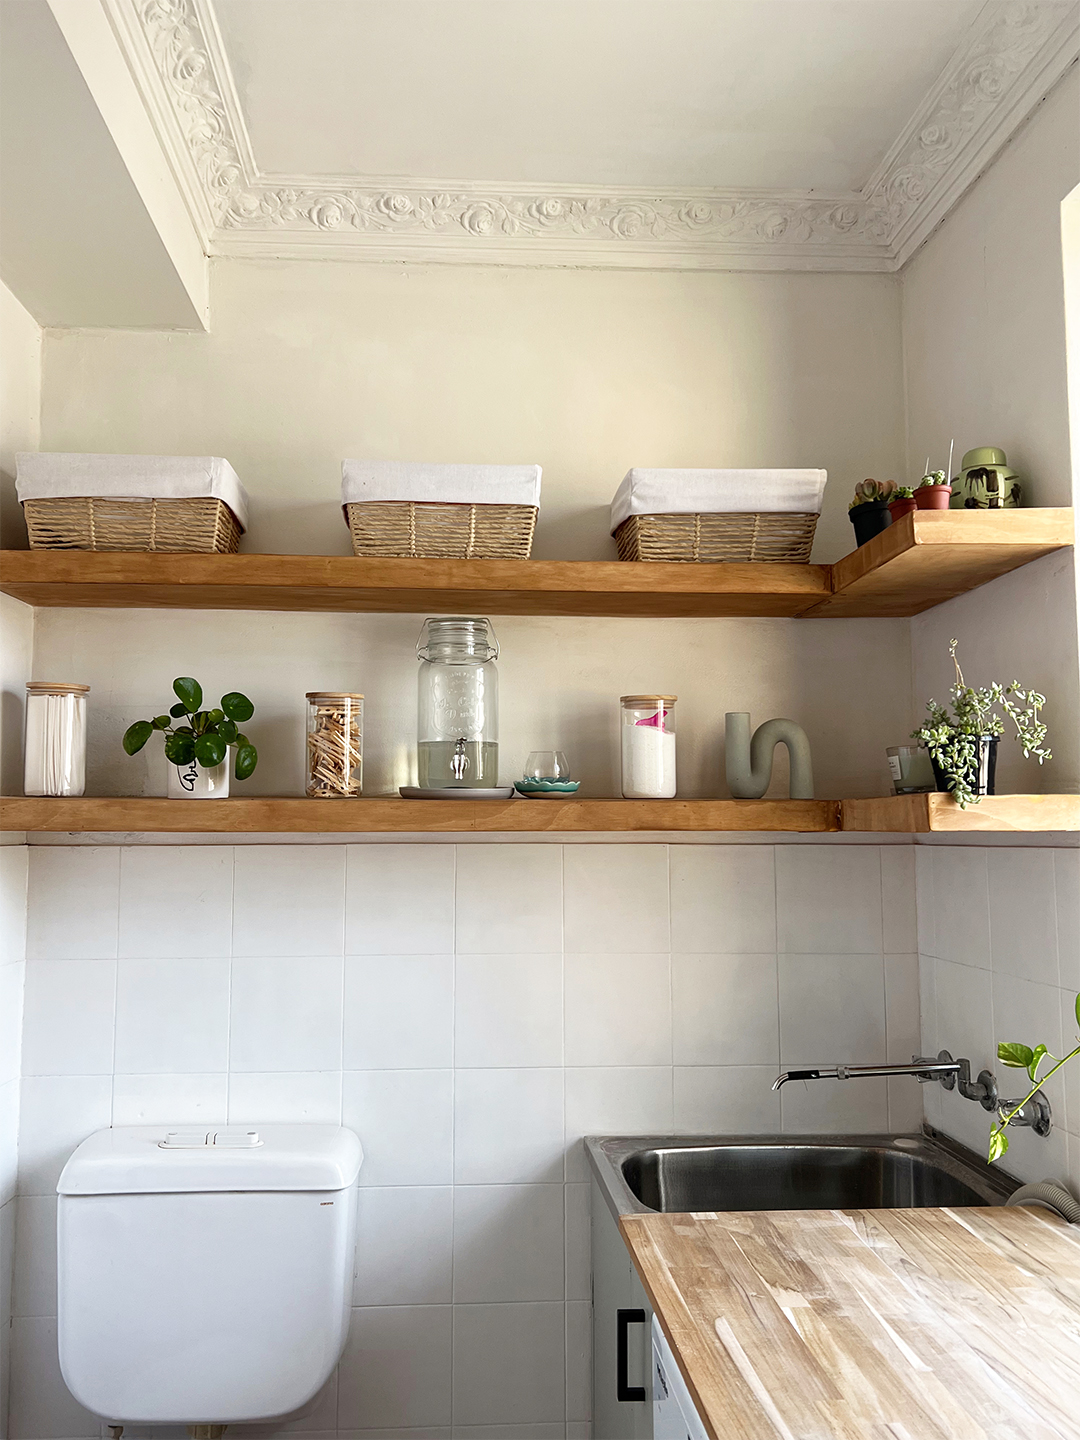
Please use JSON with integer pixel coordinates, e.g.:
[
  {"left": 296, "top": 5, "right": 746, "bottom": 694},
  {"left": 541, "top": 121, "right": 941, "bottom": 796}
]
[
  {"left": 614, "top": 511, "right": 818, "bottom": 563},
  {"left": 23, "top": 496, "right": 242, "bottom": 553},
  {"left": 346, "top": 500, "right": 537, "bottom": 559}
]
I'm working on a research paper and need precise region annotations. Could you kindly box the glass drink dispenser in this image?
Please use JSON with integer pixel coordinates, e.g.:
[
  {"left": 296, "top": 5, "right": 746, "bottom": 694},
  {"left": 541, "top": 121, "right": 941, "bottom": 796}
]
[{"left": 416, "top": 617, "right": 499, "bottom": 787}]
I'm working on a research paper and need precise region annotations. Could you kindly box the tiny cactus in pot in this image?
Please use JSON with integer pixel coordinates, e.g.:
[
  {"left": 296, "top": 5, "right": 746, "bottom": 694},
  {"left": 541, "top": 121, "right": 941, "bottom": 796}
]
[{"left": 916, "top": 469, "right": 952, "bottom": 509}]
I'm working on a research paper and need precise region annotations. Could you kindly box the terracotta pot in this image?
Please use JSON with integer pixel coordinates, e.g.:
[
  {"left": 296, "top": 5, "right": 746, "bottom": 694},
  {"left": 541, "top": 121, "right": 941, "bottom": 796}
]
[
  {"left": 888, "top": 496, "right": 917, "bottom": 521},
  {"left": 915, "top": 484, "right": 951, "bottom": 510}
]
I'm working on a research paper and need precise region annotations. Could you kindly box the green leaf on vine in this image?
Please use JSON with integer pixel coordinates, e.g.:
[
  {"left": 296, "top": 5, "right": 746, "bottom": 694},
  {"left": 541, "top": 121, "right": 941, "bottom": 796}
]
[
  {"left": 987, "top": 1127, "right": 1008, "bottom": 1163},
  {"left": 997, "top": 1042, "right": 1033, "bottom": 1069}
]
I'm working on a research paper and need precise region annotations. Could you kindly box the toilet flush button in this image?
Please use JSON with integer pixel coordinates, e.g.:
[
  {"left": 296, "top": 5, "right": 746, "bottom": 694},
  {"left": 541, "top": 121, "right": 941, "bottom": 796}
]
[
  {"left": 212, "top": 1129, "right": 263, "bottom": 1148},
  {"left": 158, "top": 1130, "right": 210, "bottom": 1148}
]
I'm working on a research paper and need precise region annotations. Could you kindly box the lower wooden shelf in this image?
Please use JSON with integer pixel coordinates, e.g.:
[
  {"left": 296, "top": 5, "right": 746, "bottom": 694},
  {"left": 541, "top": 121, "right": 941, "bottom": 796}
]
[
  {"left": 841, "top": 792, "right": 1080, "bottom": 833},
  {"left": 2, "top": 793, "right": 1077, "bottom": 834}
]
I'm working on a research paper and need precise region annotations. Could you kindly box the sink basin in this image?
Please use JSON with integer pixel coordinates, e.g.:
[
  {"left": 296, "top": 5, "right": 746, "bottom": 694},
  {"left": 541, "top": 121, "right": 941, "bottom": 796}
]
[{"left": 586, "top": 1132, "right": 1018, "bottom": 1215}]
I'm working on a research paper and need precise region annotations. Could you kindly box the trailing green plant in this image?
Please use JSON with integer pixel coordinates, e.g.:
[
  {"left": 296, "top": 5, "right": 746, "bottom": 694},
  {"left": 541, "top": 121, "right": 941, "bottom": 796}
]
[
  {"left": 123, "top": 676, "right": 258, "bottom": 780},
  {"left": 848, "top": 478, "right": 896, "bottom": 510},
  {"left": 918, "top": 469, "right": 949, "bottom": 489},
  {"left": 988, "top": 992, "right": 1080, "bottom": 1162},
  {"left": 911, "top": 640, "right": 1050, "bottom": 808}
]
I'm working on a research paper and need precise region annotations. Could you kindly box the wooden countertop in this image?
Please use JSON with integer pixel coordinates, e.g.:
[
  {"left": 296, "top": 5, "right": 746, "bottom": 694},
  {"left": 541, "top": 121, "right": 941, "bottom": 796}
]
[{"left": 620, "top": 1206, "right": 1080, "bottom": 1440}]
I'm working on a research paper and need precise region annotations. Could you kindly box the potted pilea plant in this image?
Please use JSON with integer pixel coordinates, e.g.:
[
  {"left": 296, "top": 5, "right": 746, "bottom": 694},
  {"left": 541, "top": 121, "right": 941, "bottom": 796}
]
[
  {"left": 988, "top": 992, "right": 1079, "bottom": 1163},
  {"left": 848, "top": 479, "right": 895, "bottom": 547},
  {"left": 887, "top": 485, "right": 916, "bottom": 521},
  {"left": 915, "top": 469, "right": 952, "bottom": 509},
  {"left": 911, "top": 640, "right": 1050, "bottom": 807},
  {"left": 123, "top": 676, "right": 258, "bottom": 799}
]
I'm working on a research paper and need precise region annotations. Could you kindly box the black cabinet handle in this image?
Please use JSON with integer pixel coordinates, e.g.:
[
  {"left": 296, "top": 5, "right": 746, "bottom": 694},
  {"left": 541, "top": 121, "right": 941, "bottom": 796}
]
[{"left": 616, "top": 1307, "right": 647, "bottom": 1402}]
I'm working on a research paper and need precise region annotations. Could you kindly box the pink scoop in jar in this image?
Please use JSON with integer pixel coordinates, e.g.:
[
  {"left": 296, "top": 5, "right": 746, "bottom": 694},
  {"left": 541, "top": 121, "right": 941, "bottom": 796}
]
[{"left": 635, "top": 707, "right": 671, "bottom": 730}]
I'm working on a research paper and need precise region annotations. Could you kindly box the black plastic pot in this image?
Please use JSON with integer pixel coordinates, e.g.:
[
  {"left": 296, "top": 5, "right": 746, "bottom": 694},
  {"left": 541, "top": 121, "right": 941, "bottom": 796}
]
[
  {"left": 849, "top": 500, "right": 893, "bottom": 547},
  {"left": 930, "top": 736, "right": 998, "bottom": 798}
]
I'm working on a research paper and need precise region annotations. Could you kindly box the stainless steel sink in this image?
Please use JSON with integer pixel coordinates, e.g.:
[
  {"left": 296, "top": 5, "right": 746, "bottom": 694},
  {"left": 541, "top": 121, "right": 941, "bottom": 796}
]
[{"left": 586, "top": 1130, "right": 1018, "bottom": 1216}]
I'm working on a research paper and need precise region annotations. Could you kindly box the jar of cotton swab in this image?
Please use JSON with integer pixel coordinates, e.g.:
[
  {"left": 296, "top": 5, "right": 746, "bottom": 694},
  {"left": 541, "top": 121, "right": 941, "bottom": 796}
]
[{"left": 24, "top": 682, "right": 89, "bottom": 796}]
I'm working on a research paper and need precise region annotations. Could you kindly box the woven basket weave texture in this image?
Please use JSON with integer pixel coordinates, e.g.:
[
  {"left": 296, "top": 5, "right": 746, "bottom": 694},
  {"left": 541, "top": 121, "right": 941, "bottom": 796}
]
[
  {"left": 347, "top": 500, "right": 537, "bottom": 559},
  {"left": 614, "top": 511, "right": 818, "bottom": 563},
  {"left": 23, "top": 496, "right": 242, "bottom": 553}
]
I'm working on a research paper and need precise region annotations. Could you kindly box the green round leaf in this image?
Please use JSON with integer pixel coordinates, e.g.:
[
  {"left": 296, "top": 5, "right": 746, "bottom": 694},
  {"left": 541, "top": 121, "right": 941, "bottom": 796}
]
[
  {"left": 122, "top": 720, "right": 154, "bottom": 756},
  {"left": 173, "top": 725, "right": 194, "bottom": 736},
  {"left": 207, "top": 708, "right": 224, "bottom": 725},
  {"left": 164, "top": 731, "right": 196, "bottom": 766},
  {"left": 169, "top": 701, "right": 188, "bottom": 718},
  {"left": 194, "top": 733, "right": 227, "bottom": 768},
  {"left": 218, "top": 718, "right": 238, "bottom": 744},
  {"left": 221, "top": 691, "right": 254, "bottom": 723},
  {"left": 191, "top": 710, "right": 209, "bottom": 734},
  {"left": 234, "top": 741, "right": 258, "bottom": 780},
  {"left": 173, "top": 677, "right": 203, "bottom": 712},
  {"left": 997, "top": 1042, "right": 1033, "bottom": 1070},
  {"left": 152, "top": 715, "right": 171, "bottom": 730}
]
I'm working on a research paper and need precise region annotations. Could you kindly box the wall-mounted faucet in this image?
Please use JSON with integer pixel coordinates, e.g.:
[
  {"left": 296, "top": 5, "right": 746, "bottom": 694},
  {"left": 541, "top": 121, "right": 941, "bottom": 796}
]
[{"left": 772, "top": 1049, "right": 1052, "bottom": 1136}]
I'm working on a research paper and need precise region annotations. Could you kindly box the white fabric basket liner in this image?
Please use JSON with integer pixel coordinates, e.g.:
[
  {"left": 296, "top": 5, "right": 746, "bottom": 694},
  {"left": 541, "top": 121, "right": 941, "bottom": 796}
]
[
  {"left": 16, "top": 453, "right": 249, "bottom": 531},
  {"left": 611, "top": 468, "right": 827, "bottom": 533},
  {"left": 342, "top": 460, "right": 541, "bottom": 511}
]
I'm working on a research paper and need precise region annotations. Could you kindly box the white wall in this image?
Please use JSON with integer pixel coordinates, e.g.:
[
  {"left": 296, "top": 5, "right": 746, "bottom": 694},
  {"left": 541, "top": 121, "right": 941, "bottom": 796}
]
[
  {"left": 9, "top": 841, "right": 918, "bottom": 1438},
  {"left": 917, "top": 844, "right": 1079, "bottom": 1194},
  {"left": 41, "top": 259, "right": 905, "bottom": 565},
  {"left": 0, "top": 279, "right": 36, "bottom": 1440},
  {"left": 903, "top": 70, "right": 1080, "bottom": 795},
  {"left": 0, "top": 281, "right": 39, "bottom": 548}
]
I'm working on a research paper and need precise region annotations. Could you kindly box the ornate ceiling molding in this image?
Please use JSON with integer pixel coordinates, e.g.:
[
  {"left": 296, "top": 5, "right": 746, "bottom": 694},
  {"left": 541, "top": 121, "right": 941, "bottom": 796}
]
[{"left": 113, "top": 0, "right": 1078, "bottom": 272}]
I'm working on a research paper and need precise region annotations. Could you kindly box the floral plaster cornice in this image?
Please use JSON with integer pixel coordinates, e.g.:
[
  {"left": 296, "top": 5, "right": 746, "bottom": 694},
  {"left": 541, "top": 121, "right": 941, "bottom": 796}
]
[{"left": 119, "top": 0, "right": 1078, "bottom": 271}]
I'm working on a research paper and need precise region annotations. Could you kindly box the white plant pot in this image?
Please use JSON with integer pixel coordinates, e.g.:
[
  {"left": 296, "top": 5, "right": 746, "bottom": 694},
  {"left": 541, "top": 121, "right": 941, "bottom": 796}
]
[{"left": 167, "top": 757, "right": 230, "bottom": 799}]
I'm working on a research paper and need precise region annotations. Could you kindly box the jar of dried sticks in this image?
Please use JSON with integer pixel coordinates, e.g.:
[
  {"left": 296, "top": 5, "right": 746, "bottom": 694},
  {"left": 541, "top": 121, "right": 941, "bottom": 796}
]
[{"left": 306, "top": 693, "right": 363, "bottom": 797}]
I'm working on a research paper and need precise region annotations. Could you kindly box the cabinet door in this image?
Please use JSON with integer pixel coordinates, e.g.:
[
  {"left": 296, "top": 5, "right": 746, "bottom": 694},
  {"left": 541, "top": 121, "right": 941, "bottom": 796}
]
[{"left": 591, "top": 1180, "right": 653, "bottom": 1440}]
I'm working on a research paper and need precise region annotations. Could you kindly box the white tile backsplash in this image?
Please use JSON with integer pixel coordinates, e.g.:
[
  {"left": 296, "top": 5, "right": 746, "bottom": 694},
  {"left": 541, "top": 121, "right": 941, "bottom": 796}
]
[
  {"left": 229, "top": 954, "right": 344, "bottom": 1072},
  {"left": 27, "top": 839, "right": 1074, "bottom": 1436},
  {"left": 119, "top": 845, "right": 233, "bottom": 958},
  {"left": 455, "top": 953, "right": 563, "bottom": 1068},
  {"left": 564, "top": 951, "right": 671, "bottom": 1066},
  {"left": 671, "top": 953, "right": 779, "bottom": 1065},
  {"left": 114, "top": 955, "right": 230, "bottom": 1074},
  {"left": 344, "top": 954, "right": 454, "bottom": 1070},
  {"left": 917, "top": 845, "right": 1080, "bottom": 1193},
  {"left": 233, "top": 844, "right": 345, "bottom": 956}
]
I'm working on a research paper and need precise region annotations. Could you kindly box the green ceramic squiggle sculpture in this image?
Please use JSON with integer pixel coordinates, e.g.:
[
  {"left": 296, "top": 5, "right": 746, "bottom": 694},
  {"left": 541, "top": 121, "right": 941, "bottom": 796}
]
[{"left": 725, "top": 712, "right": 814, "bottom": 800}]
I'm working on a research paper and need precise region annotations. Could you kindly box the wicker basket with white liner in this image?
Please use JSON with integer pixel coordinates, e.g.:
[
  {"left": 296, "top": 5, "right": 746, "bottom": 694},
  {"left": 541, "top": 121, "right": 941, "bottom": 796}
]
[
  {"left": 342, "top": 460, "right": 541, "bottom": 559},
  {"left": 611, "top": 468, "right": 827, "bottom": 562},
  {"left": 16, "top": 453, "right": 249, "bottom": 553}
]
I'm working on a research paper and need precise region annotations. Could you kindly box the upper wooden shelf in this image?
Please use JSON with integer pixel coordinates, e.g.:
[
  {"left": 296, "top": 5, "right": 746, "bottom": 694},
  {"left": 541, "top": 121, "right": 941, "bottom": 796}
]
[
  {"left": 0, "top": 510, "right": 1071, "bottom": 619},
  {"left": 3, "top": 793, "right": 1076, "bottom": 834}
]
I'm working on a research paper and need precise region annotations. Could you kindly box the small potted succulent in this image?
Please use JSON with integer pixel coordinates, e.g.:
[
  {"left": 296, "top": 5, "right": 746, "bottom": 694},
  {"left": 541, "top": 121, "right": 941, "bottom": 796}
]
[
  {"left": 847, "top": 479, "right": 895, "bottom": 547},
  {"left": 915, "top": 469, "right": 952, "bottom": 509},
  {"left": 911, "top": 640, "right": 1051, "bottom": 807},
  {"left": 123, "top": 676, "right": 258, "bottom": 799},
  {"left": 887, "top": 485, "right": 916, "bottom": 522}
]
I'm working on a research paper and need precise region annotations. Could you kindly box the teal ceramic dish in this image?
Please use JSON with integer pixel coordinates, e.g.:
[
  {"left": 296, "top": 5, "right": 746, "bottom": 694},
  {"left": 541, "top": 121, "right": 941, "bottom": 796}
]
[{"left": 514, "top": 779, "right": 580, "bottom": 798}]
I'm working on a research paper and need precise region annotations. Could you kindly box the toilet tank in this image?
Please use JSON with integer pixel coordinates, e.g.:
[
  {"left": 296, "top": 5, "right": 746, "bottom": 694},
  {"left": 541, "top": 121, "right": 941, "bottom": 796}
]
[{"left": 57, "top": 1124, "right": 363, "bottom": 1424}]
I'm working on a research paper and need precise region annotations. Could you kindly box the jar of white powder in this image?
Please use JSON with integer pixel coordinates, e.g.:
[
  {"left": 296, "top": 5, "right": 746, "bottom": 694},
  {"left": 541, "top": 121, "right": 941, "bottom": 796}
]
[
  {"left": 24, "top": 681, "right": 89, "bottom": 797},
  {"left": 620, "top": 695, "right": 676, "bottom": 798}
]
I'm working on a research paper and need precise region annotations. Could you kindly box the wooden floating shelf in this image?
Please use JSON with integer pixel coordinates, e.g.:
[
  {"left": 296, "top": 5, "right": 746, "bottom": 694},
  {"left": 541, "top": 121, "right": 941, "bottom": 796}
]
[
  {"left": 0, "top": 510, "right": 1070, "bottom": 619},
  {"left": 841, "top": 792, "right": 1080, "bottom": 833},
  {"left": 2, "top": 793, "right": 1076, "bottom": 835}
]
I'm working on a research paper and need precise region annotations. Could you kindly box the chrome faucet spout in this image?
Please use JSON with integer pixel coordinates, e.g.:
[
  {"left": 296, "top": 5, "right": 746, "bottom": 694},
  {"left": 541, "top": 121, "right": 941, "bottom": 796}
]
[{"left": 772, "top": 1055, "right": 963, "bottom": 1092}]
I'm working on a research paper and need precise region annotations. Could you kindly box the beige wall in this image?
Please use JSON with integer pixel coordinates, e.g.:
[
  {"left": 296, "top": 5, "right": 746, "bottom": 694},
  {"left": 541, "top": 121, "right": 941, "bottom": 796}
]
[
  {"left": 903, "top": 70, "right": 1080, "bottom": 795},
  {"left": 35, "top": 257, "right": 915, "bottom": 800},
  {"left": 41, "top": 259, "right": 905, "bottom": 564}
]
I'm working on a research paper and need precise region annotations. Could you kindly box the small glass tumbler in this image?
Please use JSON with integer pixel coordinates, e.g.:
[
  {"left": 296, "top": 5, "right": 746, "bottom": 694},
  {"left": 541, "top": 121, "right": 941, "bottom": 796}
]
[
  {"left": 620, "top": 695, "right": 677, "bottom": 799},
  {"left": 306, "top": 693, "right": 364, "bottom": 797},
  {"left": 524, "top": 751, "right": 570, "bottom": 781},
  {"left": 886, "top": 744, "right": 935, "bottom": 796}
]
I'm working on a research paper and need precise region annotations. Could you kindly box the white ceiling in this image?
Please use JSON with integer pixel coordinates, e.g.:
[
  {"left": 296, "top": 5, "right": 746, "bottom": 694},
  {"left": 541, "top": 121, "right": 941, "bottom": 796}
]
[{"left": 215, "top": 0, "right": 986, "bottom": 192}]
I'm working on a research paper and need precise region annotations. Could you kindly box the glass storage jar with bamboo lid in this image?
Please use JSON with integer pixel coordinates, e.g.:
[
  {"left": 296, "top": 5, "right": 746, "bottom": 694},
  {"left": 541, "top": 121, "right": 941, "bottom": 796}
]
[
  {"left": 24, "top": 681, "right": 90, "bottom": 797},
  {"left": 306, "top": 693, "right": 363, "bottom": 797}
]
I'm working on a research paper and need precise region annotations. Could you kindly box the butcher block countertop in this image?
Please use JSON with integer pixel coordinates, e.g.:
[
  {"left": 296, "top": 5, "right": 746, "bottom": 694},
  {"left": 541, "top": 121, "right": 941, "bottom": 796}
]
[{"left": 619, "top": 1205, "right": 1080, "bottom": 1440}]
